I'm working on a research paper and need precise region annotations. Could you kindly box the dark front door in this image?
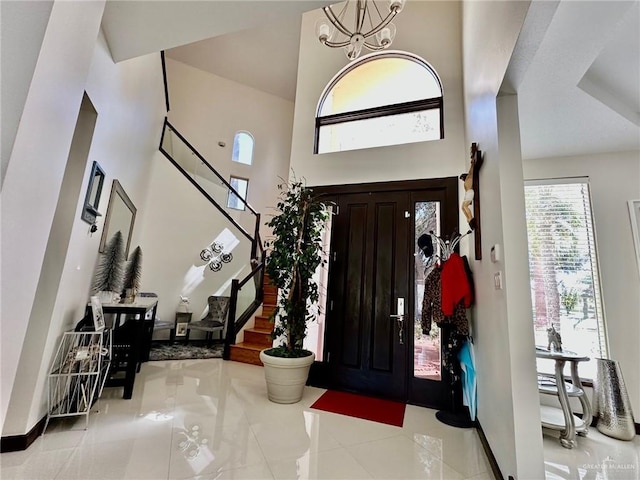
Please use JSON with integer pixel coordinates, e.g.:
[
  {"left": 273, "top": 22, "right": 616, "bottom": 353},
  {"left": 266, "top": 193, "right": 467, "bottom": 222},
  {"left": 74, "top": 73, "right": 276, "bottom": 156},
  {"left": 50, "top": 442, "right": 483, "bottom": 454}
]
[
  {"left": 327, "top": 190, "right": 411, "bottom": 400},
  {"left": 318, "top": 178, "right": 459, "bottom": 407}
]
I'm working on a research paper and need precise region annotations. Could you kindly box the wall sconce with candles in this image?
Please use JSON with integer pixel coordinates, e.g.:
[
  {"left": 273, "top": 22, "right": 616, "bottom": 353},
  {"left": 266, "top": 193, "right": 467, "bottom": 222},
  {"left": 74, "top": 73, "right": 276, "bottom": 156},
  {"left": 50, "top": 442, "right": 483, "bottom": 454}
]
[
  {"left": 199, "top": 228, "right": 239, "bottom": 272},
  {"left": 200, "top": 241, "right": 233, "bottom": 272}
]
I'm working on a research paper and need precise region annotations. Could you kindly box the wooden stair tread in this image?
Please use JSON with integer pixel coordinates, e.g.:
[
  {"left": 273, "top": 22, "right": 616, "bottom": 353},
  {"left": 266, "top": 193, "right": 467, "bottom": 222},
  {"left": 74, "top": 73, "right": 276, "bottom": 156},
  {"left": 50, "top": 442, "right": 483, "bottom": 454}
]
[
  {"left": 233, "top": 342, "right": 267, "bottom": 351},
  {"left": 254, "top": 318, "right": 274, "bottom": 333},
  {"left": 243, "top": 328, "right": 273, "bottom": 347},
  {"left": 245, "top": 328, "right": 272, "bottom": 335},
  {"left": 229, "top": 271, "right": 276, "bottom": 367},
  {"left": 229, "top": 344, "right": 264, "bottom": 366}
]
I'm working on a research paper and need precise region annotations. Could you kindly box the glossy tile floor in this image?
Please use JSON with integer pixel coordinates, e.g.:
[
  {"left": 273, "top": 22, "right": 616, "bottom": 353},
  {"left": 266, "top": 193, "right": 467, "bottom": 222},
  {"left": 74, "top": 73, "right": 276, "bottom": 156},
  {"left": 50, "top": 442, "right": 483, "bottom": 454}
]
[
  {"left": 542, "top": 427, "right": 640, "bottom": 480},
  {"left": 1, "top": 359, "right": 493, "bottom": 480},
  {"left": 2, "top": 359, "right": 637, "bottom": 479}
]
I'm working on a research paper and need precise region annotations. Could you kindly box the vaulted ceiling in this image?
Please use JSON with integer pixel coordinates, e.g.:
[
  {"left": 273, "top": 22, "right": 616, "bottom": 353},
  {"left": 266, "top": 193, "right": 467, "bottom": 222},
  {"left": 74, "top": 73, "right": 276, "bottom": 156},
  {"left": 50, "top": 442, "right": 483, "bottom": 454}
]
[
  {"left": 101, "top": 0, "right": 640, "bottom": 161},
  {"left": 506, "top": 0, "right": 639, "bottom": 159}
]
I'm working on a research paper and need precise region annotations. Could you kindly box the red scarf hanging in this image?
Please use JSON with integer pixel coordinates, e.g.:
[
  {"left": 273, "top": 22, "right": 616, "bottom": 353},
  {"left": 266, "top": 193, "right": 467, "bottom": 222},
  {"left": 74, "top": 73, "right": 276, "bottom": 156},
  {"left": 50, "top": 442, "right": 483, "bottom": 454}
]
[{"left": 440, "top": 252, "right": 473, "bottom": 316}]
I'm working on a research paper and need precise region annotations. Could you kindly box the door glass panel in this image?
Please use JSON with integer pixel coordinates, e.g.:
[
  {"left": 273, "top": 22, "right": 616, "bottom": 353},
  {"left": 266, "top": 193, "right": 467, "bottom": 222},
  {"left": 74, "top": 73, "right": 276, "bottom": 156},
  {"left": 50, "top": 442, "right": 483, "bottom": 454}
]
[
  {"left": 414, "top": 201, "right": 441, "bottom": 380},
  {"left": 304, "top": 205, "right": 334, "bottom": 360}
]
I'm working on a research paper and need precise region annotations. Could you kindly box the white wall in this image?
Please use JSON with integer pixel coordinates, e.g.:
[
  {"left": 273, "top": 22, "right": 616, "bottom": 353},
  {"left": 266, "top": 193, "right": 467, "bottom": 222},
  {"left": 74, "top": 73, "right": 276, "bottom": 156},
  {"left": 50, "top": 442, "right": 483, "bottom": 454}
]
[
  {"left": 291, "top": 1, "right": 467, "bottom": 185},
  {"left": 462, "top": 1, "right": 546, "bottom": 478},
  {"left": 138, "top": 158, "right": 252, "bottom": 334},
  {"left": 136, "top": 57, "right": 294, "bottom": 334},
  {"left": 290, "top": 4, "right": 546, "bottom": 477},
  {"left": 293, "top": 2, "right": 546, "bottom": 475},
  {"left": 164, "top": 57, "right": 295, "bottom": 241},
  {"left": 1, "top": 0, "right": 107, "bottom": 433},
  {"left": 524, "top": 150, "right": 640, "bottom": 416},
  {"left": 497, "top": 94, "right": 547, "bottom": 474},
  {"left": 0, "top": 0, "right": 54, "bottom": 185},
  {"left": 1, "top": 1, "right": 166, "bottom": 434}
]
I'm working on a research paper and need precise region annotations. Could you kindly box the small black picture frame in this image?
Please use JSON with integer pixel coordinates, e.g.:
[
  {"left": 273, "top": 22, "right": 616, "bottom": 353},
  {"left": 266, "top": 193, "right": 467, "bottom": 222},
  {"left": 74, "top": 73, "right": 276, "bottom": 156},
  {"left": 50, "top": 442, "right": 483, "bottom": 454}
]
[{"left": 81, "top": 161, "right": 105, "bottom": 224}]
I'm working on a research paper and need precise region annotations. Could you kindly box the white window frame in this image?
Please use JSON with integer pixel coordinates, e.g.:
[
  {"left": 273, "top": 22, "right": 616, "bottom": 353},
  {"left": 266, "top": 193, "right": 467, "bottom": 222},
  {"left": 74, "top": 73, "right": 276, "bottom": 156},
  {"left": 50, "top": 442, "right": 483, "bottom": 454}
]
[
  {"left": 231, "top": 131, "right": 254, "bottom": 166},
  {"left": 314, "top": 51, "right": 444, "bottom": 154},
  {"left": 227, "top": 176, "right": 249, "bottom": 211}
]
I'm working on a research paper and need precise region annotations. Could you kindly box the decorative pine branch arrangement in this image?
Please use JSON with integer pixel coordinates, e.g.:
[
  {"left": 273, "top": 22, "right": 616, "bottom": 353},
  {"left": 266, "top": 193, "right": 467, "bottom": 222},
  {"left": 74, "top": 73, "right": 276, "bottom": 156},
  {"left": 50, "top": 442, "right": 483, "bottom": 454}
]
[
  {"left": 92, "top": 230, "right": 125, "bottom": 298},
  {"left": 122, "top": 246, "right": 142, "bottom": 302}
]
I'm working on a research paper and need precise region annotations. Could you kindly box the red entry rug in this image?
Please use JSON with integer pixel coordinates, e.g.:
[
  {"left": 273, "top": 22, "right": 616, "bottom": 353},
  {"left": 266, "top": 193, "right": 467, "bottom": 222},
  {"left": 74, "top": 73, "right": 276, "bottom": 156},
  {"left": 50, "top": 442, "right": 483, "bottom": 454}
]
[{"left": 310, "top": 390, "right": 406, "bottom": 427}]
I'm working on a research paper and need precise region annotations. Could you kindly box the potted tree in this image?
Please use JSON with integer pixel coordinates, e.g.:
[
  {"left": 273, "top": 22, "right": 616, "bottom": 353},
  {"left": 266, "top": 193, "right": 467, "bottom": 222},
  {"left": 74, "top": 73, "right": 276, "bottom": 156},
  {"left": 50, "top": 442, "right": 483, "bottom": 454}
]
[{"left": 259, "top": 177, "right": 329, "bottom": 403}]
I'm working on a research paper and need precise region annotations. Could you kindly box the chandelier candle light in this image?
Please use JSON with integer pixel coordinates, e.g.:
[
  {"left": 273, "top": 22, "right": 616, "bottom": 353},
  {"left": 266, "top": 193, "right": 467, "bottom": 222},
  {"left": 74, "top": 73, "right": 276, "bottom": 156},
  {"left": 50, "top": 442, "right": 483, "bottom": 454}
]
[{"left": 317, "top": 0, "right": 406, "bottom": 60}]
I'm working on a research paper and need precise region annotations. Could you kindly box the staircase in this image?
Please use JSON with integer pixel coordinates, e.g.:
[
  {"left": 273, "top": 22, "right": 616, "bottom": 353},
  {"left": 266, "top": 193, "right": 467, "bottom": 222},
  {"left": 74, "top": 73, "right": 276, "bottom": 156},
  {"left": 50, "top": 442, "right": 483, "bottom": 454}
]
[
  {"left": 229, "top": 274, "right": 277, "bottom": 365},
  {"left": 159, "top": 119, "right": 269, "bottom": 360}
]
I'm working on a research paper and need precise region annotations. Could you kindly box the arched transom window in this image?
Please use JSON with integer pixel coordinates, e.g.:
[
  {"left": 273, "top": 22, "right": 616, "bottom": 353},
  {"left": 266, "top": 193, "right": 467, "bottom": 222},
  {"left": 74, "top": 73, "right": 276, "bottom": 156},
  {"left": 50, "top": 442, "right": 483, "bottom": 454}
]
[{"left": 315, "top": 51, "right": 443, "bottom": 154}]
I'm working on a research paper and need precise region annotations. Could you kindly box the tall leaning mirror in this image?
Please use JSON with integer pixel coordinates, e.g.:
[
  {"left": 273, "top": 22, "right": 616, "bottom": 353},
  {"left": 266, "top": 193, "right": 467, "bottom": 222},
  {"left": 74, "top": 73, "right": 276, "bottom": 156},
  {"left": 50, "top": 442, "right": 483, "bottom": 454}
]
[{"left": 99, "top": 180, "right": 136, "bottom": 258}]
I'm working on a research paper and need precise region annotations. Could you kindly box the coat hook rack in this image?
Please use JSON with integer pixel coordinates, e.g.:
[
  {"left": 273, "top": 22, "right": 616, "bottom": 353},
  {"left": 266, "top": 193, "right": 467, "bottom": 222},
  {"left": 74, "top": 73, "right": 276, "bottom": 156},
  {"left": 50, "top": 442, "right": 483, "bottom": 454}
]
[{"left": 428, "top": 229, "right": 472, "bottom": 263}]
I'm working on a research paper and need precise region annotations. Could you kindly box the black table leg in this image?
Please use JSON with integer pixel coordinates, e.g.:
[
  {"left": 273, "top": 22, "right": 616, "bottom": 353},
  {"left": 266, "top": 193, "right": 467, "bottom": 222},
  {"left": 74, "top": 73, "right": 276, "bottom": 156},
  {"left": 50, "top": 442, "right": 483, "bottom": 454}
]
[{"left": 123, "top": 317, "right": 143, "bottom": 399}]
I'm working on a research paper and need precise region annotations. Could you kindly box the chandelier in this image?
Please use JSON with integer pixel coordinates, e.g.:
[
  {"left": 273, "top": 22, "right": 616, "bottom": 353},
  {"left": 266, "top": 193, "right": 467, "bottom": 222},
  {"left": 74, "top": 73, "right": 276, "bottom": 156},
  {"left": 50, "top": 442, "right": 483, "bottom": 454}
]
[{"left": 316, "top": 0, "right": 406, "bottom": 60}]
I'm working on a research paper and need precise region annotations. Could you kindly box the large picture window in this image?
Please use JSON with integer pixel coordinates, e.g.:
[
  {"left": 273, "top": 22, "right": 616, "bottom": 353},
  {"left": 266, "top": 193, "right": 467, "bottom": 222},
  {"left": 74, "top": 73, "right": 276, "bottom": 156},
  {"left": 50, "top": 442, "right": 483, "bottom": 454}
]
[
  {"left": 524, "top": 179, "right": 608, "bottom": 380},
  {"left": 315, "top": 51, "right": 443, "bottom": 154}
]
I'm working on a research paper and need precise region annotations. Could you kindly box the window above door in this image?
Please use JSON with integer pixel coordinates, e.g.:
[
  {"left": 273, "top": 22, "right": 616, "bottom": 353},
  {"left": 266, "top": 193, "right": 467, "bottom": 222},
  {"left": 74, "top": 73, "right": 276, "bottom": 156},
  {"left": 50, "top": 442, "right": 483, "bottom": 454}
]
[{"left": 315, "top": 51, "right": 444, "bottom": 154}]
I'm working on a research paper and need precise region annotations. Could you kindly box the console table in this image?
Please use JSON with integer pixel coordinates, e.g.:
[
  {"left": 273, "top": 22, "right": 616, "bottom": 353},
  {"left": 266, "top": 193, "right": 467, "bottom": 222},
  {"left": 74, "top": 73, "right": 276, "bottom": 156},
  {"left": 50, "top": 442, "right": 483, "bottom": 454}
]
[
  {"left": 536, "top": 348, "right": 592, "bottom": 448},
  {"left": 87, "top": 295, "right": 158, "bottom": 399}
]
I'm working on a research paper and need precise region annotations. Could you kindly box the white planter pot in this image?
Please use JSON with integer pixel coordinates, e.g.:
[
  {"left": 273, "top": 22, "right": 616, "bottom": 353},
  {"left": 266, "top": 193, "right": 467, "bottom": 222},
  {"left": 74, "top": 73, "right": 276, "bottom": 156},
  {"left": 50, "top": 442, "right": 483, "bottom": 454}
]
[{"left": 259, "top": 350, "right": 315, "bottom": 404}]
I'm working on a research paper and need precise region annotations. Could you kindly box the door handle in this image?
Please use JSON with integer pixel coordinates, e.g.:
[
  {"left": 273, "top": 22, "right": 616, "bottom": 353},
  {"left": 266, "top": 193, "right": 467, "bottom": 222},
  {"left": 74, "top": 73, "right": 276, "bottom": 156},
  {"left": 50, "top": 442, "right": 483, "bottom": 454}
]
[
  {"left": 390, "top": 314, "right": 404, "bottom": 344},
  {"left": 392, "top": 297, "right": 405, "bottom": 344}
]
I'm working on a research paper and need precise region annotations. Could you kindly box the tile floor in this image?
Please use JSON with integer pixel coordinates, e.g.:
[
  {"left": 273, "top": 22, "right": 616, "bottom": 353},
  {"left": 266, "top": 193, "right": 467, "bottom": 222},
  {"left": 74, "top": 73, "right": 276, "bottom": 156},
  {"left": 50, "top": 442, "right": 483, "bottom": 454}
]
[
  {"left": 1, "top": 359, "right": 637, "bottom": 480},
  {"left": 542, "top": 427, "right": 640, "bottom": 480}
]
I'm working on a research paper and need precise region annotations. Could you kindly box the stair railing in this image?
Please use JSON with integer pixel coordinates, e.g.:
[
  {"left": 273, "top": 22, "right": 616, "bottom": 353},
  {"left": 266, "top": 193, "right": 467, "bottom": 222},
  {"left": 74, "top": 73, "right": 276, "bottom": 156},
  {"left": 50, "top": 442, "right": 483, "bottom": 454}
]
[
  {"left": 223, "top": 249, "right": 267, "bottom": 359},
  {"left": 159, "top": 118, "right": 259, "bottom": 247},
  {"left": 158, "top": 118, "right": 265, "bottom": 355}
]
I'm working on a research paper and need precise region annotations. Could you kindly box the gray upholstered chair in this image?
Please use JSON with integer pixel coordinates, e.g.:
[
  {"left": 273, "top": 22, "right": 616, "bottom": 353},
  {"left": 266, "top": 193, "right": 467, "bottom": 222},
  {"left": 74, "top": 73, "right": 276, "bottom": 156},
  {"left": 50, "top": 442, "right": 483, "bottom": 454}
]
[{"left": 185, "top": 296, "right": 230, "bottom": 346}]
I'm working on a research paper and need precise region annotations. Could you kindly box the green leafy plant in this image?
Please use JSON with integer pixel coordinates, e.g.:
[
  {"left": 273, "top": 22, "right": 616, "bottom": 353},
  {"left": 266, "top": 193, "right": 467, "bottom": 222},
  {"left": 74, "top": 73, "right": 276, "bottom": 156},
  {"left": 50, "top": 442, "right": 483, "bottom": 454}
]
[
  {"left": 92, "top": 230, "right": 125, "bottom": 294},
  {"left": 122, "top": 246, "right": 143, "bottom": 295},
  {"left": 560, "top": 284, "right": 579, "bottom": 315},
  {"left": 264, "top": 177, "right": 329, "bottom": 358}
]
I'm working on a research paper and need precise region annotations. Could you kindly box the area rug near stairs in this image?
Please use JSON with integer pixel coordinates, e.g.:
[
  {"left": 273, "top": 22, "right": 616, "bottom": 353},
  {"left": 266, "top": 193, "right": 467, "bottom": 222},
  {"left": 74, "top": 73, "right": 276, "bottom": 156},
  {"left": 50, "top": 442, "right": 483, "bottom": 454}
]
[
  {"left": 148, "top": 342, "right": 223, "bottom": 361},
  {"left": 310, "top": 390, "right": 406, "bottom": 427}
]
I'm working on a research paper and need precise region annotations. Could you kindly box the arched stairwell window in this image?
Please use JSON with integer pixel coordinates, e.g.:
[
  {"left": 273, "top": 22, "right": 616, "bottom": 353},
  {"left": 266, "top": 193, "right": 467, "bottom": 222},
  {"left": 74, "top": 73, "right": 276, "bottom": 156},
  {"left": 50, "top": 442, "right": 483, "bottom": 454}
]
[
  {"left": 315, "top": 51, "right": 444, "bottom": 154},
  {"left": 232, "top": 131, "right": 254, "bottom": 165}
]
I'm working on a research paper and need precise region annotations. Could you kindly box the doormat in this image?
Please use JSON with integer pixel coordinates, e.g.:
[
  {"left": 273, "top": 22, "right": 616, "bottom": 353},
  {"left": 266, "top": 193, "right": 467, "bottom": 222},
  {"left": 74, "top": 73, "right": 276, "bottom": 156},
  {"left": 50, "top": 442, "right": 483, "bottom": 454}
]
[
  {"left": 310, "top": 390, "right": 406, "bottom": 427},
  {"left": 148, "top": 343, "right": 223, "bottom": 361}
]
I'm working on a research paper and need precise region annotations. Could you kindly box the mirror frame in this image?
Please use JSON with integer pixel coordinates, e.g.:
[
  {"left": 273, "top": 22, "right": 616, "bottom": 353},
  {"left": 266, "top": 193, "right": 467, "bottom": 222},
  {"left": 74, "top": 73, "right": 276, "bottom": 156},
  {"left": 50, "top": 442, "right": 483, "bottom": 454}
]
[
  {"left": 99, "top": 180, "right": 137, "bottom": 258},
  {"left": 81, "top": 161, "right": 105, "bottom": 224}
]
